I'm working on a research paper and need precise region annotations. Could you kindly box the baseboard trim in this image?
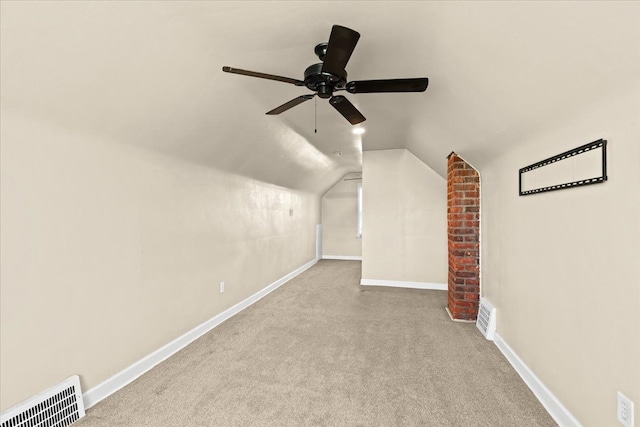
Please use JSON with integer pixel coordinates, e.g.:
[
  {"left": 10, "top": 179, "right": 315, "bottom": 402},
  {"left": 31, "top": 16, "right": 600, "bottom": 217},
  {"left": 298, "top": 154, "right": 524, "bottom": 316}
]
[
  {"left": 360, "top": 279, "right": 447, "bottom": 291},
  {"left": 494, "top": 332, "right": 581, "bottom": 427},
  {"left": 82, "top": 257, "right": 318, "bottom": 409},
  {"left": 322, "top": 255, "right": 362, "bottom": 261}
]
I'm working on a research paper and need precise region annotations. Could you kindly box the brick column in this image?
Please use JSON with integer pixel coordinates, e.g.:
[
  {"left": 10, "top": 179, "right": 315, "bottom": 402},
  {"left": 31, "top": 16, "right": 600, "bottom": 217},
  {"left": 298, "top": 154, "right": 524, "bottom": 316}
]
[{"left": 447, "top": 153, "right": 480, "bottom": 321}]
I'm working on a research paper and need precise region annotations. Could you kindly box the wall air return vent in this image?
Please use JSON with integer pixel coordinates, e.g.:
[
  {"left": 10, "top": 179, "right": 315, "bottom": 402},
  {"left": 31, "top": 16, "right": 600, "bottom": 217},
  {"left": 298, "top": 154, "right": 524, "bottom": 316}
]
[
  {"left": 0, "top": 375, "right": 85, "bottom": 427},
  {"left": 476, "top": 298, "right": 497, "bottom": 340}
]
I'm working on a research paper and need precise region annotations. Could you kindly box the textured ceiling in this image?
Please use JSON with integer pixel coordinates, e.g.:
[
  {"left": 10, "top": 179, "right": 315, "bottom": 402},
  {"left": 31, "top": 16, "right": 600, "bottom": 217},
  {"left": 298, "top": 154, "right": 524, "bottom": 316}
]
[{"left": 2, "top": 1, "right": 638, "bottom": 193}]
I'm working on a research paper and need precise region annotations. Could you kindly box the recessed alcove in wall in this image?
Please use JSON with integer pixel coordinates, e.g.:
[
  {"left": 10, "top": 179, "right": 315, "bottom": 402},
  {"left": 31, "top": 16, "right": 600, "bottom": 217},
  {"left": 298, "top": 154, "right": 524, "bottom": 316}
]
[{"left": 320, "top": 172, "right": 362, "bottom": 260}]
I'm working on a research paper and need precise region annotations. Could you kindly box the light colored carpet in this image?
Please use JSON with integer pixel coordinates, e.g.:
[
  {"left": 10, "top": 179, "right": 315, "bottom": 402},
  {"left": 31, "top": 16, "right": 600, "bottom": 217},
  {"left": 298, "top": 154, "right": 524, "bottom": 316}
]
[{"left": 76, "top": 260, "right": 556, "bottom": 426}]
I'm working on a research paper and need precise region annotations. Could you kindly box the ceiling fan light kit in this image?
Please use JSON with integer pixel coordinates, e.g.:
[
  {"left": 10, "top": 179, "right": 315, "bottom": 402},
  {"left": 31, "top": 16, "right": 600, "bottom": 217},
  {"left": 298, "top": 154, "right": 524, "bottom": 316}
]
[{"left": 223, "top": 25, "right": 429, "bottom": 126}]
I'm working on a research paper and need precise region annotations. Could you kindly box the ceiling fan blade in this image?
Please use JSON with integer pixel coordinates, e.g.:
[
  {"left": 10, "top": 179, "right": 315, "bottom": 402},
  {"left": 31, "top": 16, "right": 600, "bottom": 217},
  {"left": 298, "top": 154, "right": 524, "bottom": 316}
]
[
  {"left": 222, "top": 66, "right": 305, "bottom": 86},
  {"left": 329, "top": 95, "right": 366, "bottom": 125},
  {"left": 346, "top": 78, "right": 429, "bottom": 94},
  {"left": 266, "top": 95, "right": 315, "bottom": 115},
  {"left": 321, "top": 26, "right": 360, "bottom": 76}
]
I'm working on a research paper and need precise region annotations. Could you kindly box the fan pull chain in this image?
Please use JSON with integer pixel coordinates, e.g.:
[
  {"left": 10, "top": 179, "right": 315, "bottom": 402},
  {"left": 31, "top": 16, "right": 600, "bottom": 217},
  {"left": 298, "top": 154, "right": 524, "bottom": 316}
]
[{"left": 314, "top": 96, "right": 317, "bottom": 133}]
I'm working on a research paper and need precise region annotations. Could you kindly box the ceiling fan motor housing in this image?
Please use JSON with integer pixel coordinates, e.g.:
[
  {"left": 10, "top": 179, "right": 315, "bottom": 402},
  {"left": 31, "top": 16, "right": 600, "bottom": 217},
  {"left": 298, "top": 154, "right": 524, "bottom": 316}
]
[{"left": 303, "top": 62, "right": 347, "bottom": 99}]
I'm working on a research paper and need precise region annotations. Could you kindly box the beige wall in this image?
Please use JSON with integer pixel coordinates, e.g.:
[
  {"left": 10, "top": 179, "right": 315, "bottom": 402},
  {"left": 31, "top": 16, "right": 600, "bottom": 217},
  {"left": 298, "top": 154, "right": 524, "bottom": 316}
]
[
  {"left": 321, "top": 173, "right": 362, "bottom": 258},
  {"left": 362, "top": 149, "right": 447, "bottom": 284},
  {"left": 0, "top": 111, "right": 320, "bottom": 411},
  {"left": 480, "top": 88, "right": 640, "bottom": 426}
]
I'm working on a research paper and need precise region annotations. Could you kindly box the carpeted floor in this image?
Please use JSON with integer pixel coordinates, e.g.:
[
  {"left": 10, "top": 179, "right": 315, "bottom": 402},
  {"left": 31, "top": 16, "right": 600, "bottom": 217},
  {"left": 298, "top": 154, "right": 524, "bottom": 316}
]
[{"left": 75, "top": 260, "right": 556, "bottom": 426}]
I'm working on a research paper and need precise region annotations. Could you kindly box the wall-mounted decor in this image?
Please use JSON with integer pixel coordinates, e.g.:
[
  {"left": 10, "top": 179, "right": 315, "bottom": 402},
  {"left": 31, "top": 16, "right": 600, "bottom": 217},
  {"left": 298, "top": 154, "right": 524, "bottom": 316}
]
[{"left": 519, "top": 139, "right": 607, "bottom": 196}]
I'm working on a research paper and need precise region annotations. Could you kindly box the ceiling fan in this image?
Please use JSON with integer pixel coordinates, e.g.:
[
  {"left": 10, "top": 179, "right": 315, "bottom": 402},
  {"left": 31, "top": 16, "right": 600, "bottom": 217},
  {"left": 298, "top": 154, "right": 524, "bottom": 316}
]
[{"left": 222, "top": 25, "right": 428, "bottom": 125}]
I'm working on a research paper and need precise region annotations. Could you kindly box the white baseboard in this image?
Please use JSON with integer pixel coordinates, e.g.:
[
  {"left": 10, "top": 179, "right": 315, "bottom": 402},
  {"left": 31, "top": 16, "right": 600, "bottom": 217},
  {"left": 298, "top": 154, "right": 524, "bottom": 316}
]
[
  {"left": 322, "top": 255, "right": 362, "bottom": 261},
  {"left": 82, "top": 257, "right": 318, "bottom": 409},
  {"left": 360, "top": 278, "right": 447, "bottom": 291},
  {"left": 494, "top": 333, "right": 581, "bottom": 427}
]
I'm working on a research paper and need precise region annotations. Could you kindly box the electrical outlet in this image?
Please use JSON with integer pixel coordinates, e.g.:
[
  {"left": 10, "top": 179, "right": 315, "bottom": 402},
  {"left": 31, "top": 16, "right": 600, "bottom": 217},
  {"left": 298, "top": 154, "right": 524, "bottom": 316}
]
[
  {"left": 617, "top": 391, "right": 634, "bottom": 427},
  {"left": 219, "top": 281, "right": 225, "bottom": 294}
]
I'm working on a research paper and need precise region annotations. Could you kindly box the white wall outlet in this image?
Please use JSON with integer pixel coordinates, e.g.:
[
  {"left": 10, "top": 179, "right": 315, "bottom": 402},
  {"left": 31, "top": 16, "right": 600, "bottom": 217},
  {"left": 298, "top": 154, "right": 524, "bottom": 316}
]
[
  {"left": 617, "top": 391, "right": 634, "bottom": 427},
  {"left": 219, "top": 281, "right": 224, "bottom": 294},
  {"left": 289, "top": 208, "right": 293, "bottom": 217}
]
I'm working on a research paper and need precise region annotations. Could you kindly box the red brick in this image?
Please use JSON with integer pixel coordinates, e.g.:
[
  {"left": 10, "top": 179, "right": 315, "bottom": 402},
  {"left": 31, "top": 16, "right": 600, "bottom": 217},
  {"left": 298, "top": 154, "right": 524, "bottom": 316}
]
[
  {"left": 451, "top": 243, "right": 475, "bottom": 252},
  {"left": 456, "top": 271, "right": 476, "bottom": 278},
  {"left": 464, "top": 293, "right": 480, "bottom": 301},
  {"left": 455, "top": 301, "right": 476, "bottom": 308},
  {"left": 449, "top": 228, "right": 469, "bottom": 235}
]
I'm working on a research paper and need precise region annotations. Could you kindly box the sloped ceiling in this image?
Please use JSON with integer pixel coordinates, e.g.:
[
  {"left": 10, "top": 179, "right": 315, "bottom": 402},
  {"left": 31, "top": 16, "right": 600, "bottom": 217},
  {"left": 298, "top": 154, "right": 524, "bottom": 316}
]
[{"left": 2, "top": 2, "right": 638, "bottom": 193}]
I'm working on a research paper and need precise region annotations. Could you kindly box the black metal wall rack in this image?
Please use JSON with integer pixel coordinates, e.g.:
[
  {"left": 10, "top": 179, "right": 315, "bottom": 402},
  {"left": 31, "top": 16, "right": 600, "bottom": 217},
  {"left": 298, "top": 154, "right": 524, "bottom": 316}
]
[{"left": 519, "top": 139, "right": 607, "bottom": 196}]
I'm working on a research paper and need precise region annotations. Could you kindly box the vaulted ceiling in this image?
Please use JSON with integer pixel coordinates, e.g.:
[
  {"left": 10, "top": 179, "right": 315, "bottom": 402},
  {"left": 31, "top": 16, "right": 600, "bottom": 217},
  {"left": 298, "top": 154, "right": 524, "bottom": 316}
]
[{"left": 2, "top": 1, "right": 638, "bottom": 193}]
